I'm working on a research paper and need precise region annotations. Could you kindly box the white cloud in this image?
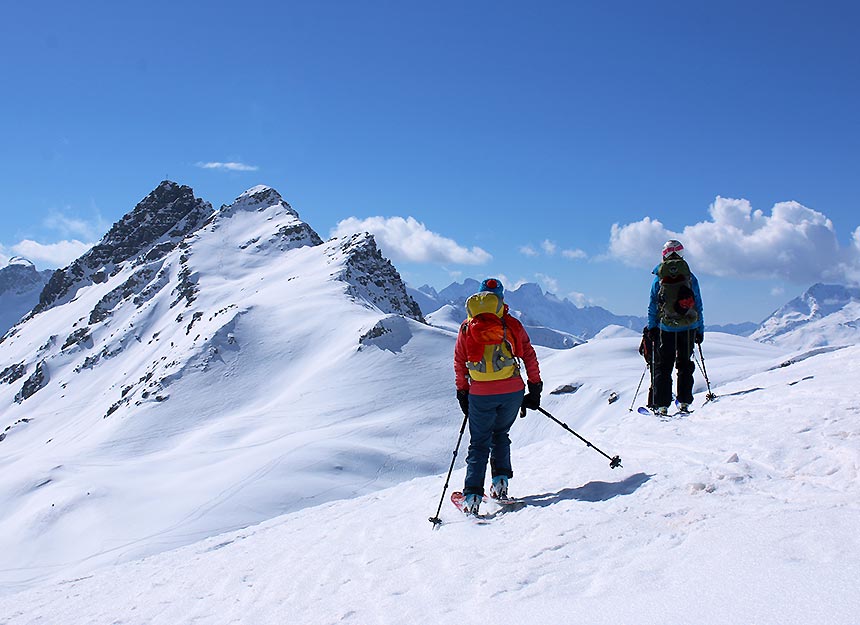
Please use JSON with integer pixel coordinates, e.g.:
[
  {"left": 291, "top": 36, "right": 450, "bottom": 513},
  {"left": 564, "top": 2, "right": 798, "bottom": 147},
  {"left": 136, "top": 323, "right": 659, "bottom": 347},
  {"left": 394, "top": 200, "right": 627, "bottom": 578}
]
[
  {"left": 43, "top": 210, "right": 108, "bottom": 242},
  {"left": 562, "top": 248, "right": 587, "bottom": 260},
  {"left": 521, "top": 240, "right": 587, "bottom": 260},
  {"left": 534, "top": 273, "right": 559, "bottom": 294},
  {"left": 567, "top": 291, "right": 592, "bottom": 307},
  {"left": 196, "top": 161, "right": 259, "bottom": 172},
  {"left": 331, "top": 216, "right": 492, "bottom": 265},
  {"left": 609, "top": 197, "right": 860, "bottom": 284},
  {"left": 11, "top": 239, "right": 93, "bottom": 268},
  {"left": 541, "top": 240, "right": 557, "bottom": 255}
]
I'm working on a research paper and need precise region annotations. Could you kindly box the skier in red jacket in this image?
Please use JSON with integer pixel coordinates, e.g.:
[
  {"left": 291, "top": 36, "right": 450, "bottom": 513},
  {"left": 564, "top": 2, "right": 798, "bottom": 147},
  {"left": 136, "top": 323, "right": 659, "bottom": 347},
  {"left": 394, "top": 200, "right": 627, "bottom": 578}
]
[{"left": 453, "top": 278, "right": 542, "bottom": 515}]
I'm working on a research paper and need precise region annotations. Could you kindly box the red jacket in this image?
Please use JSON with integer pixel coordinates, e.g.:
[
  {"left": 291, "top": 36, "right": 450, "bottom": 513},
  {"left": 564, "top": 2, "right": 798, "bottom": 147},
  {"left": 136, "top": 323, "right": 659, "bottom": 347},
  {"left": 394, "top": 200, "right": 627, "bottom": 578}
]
[{"left": 454, "top": 310, "right": 541, "bottom": 395}]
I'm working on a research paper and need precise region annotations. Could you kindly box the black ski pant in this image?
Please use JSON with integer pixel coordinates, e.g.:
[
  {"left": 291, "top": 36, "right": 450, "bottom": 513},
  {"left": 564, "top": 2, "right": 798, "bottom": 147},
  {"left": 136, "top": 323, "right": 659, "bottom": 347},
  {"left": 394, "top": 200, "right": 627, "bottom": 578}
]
[{"left": 651, "top": 328, "right": 695, "bottom": 408}]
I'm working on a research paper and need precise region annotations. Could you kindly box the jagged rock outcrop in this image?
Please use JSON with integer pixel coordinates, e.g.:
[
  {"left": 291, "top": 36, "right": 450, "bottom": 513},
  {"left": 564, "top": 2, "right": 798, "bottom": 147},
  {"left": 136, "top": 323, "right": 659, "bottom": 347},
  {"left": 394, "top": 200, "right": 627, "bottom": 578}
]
[
  {"left": 14, "top": 360, "right": 48, "bottom": 403},
  {"left": 33, "top": 181, "right": 212, "bottom": 315},
  {"left": 332, "top": 233, "right": 424, "bottom": 322}
]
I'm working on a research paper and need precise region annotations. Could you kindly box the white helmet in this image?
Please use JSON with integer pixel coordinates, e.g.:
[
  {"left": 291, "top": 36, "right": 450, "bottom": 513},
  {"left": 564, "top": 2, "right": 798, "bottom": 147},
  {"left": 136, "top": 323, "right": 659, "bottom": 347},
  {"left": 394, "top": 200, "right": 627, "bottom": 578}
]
[{"left": 662, "top": 239, "right": 684, "bottom": 260}]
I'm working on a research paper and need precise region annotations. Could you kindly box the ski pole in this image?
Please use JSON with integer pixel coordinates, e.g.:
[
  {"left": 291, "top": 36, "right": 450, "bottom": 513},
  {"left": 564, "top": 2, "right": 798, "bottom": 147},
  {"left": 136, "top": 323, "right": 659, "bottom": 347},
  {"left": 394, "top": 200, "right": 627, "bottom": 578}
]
[
  {"left": 429, "top": 412, "right": 469, "bottom": 528},
  {"left": 534, "top": 406, "right": 622, "bottom": 469},
  {"left": 695, "top": 343, "right": 717, "bottom": 402},
  {"left": 629, "top": 364, "right": 648, "bottom": 412}
]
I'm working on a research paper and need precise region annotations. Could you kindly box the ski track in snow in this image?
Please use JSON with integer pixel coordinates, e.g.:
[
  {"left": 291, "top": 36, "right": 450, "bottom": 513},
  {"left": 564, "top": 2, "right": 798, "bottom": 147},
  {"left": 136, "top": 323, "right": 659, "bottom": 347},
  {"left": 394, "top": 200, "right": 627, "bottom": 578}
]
[{"left": 0, "top": 336, "right": 858, "bottom": 624}]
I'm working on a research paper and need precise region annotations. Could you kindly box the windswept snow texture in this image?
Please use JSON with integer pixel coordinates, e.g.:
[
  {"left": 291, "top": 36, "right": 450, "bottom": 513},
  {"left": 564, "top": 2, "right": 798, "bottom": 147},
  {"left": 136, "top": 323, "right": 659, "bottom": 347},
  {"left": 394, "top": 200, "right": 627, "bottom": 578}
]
[{"left": 1, "top": 331, "right": 858, "bottom": 624}]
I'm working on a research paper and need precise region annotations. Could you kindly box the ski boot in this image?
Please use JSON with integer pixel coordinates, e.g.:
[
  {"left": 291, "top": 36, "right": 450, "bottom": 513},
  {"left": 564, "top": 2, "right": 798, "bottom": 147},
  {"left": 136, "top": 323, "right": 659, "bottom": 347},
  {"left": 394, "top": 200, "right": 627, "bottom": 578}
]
[
  {"left": 490, "top": 475, "right": 509, "bottom": 500},
  {"left": 462, "top": 494, "right": 481, "bottom": 515}
]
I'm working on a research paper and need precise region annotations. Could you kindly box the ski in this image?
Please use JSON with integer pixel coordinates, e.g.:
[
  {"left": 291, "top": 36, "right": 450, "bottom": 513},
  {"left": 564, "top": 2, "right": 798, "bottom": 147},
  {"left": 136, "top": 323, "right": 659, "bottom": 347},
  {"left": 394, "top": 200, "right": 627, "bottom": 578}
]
[
  {"left": 450, "top": 491, "right": 523, "bottom": 523},
  {"left": 637, "top": 406, "right": 693, "bottom": 419}
]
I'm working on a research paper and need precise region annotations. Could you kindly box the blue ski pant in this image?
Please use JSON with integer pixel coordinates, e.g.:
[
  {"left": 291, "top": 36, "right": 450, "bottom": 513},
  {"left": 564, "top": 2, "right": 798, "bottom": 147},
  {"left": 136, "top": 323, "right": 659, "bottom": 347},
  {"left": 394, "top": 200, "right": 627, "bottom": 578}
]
[{"left": 463, "top": 389, "right": 524, "bottom": 497}]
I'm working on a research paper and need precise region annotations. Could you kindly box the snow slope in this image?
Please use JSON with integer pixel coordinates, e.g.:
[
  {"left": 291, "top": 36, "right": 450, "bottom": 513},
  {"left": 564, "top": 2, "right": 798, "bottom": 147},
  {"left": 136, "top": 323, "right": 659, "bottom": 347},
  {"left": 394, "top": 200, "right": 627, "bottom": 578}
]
[{"left": 1, "top": 333, "right": 858, "bottom": 624}]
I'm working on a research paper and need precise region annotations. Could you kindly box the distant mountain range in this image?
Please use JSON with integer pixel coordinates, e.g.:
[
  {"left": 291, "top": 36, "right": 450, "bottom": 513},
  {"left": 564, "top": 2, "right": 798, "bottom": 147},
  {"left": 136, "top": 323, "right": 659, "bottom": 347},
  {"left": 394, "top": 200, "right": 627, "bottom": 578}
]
[
  {"left": 409, "top": 280, "right": 646, "bottom": 347},
  {"left": 751, "top": 283, "right": 860, "bottom": 349},
  {"left": 0, "top": 257, "right": 53, "bottom": 335},
  {"left": 411, "top": 281, "right": 860, "bottom": 349}
]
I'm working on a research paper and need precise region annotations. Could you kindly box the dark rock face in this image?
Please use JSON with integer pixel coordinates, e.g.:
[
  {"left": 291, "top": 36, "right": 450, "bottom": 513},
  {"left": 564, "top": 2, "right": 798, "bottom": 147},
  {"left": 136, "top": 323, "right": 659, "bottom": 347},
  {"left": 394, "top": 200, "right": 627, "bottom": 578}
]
[
  {"left": 335, "top": 233, "right": 425, "bottom": 323},
  {"left": 0, "top": 362, "right": 26, "bottom": 385},
  {"left": 14, "top": 360, "right": 48, "bottom": 403},
  {"left": 33, "top": 181, "right": 212, "bottom": 314}
]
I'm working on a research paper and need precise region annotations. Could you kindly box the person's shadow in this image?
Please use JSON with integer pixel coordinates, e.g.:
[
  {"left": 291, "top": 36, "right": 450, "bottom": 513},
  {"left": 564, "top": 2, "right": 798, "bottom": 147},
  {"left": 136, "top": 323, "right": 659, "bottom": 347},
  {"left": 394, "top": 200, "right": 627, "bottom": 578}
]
[{"left": 516, "top": 472, "right": 651, "bottom": 508}]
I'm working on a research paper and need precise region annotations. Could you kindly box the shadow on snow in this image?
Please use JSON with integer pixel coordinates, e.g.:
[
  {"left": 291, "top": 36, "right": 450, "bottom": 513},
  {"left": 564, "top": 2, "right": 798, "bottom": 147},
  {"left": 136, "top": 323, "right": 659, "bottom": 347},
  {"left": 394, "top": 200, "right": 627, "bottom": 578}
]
[{"left": 519, "top": 472, "right": 652, "bottom": 506}]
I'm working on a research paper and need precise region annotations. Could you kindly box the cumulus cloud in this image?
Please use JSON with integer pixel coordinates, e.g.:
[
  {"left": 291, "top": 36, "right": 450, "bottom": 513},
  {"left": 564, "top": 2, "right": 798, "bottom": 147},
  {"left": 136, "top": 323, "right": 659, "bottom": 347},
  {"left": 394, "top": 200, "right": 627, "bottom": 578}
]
[
  {"left": 541, "top": 240, "right": 557, "bottom": 255},
  {"left": 609, "top": 197, "right": 860, "bottom": 284},
  {"left": 196, "top": 161, "right": 259, "bottom": 172},
  {"left": 331, "top": 216, "right": 492, "bottom": 265},
  {"left": 519, "top": 245, "right": 538, "bottom": 257},
  {"left": 11, "top": 239, "right": 93, "bottom": 268}
]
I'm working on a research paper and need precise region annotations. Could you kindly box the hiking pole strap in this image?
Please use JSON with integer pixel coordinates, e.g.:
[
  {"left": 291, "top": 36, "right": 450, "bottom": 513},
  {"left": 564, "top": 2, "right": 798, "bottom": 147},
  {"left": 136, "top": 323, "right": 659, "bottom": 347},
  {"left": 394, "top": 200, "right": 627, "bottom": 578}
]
[
  {"left": 536, "top": 407, "right": 622, "bottom": 469},
  {"left": 429, "top": 412, "right": 469, "bottom": 528}
]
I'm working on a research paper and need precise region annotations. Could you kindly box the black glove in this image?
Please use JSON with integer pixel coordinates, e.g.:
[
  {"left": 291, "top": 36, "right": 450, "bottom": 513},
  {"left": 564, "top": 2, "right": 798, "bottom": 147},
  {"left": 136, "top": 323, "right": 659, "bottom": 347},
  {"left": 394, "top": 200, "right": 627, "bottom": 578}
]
[
  {"left": 456, "top": 389, "right": 469, "bottom": 416},
  {"left": 639, "top": 326, "right": 651, "bottom": 362},
  {"left": 521, "top": 381, "right": 543, "bottom": 411},
  {"left": 695, "top": 330, "right": 704, "bottom": 345},
  {"left": 648, "top": 326, "right": 660, "bottom": 342}
]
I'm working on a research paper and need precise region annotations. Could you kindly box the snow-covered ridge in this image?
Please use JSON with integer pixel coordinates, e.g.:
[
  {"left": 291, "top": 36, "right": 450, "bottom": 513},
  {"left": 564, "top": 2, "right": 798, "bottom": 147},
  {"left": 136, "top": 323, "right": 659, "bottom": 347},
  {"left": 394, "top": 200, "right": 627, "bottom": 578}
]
[
  {"left": 0, "top": 180, "right": 430, "bottom": 592},
  {"left": 751, "top": 283, "right": 860, "bottom": 348}
]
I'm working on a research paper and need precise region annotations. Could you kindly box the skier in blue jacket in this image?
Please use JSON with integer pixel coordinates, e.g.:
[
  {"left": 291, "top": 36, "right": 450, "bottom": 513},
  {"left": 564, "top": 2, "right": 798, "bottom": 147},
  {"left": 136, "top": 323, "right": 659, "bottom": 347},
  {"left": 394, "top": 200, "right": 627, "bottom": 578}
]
[{"left": 646, "top": 240, "right": 704, "bottom": 415}]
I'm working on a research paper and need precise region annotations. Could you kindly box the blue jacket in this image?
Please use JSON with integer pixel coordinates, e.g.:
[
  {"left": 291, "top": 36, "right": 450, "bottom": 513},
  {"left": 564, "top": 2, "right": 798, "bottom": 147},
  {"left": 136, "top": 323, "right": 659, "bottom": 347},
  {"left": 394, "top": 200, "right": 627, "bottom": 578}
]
[{"left": 648, "top": 264, "right": 704, "bottom": 333}]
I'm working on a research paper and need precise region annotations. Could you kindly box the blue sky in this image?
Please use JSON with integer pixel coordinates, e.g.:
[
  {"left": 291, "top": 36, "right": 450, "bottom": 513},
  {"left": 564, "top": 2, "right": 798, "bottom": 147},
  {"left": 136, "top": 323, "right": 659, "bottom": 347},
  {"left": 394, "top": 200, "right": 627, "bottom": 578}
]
[{"left": 1, "top": 1, "right": 858, "bottom": 324}]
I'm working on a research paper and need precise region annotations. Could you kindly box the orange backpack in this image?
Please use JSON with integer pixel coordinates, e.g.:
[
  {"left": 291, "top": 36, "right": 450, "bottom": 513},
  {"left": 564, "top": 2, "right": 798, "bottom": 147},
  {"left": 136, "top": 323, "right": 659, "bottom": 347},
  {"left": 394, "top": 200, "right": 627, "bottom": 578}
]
[{"left": 462, "top": 292, "right": 520, "bottom": 382}]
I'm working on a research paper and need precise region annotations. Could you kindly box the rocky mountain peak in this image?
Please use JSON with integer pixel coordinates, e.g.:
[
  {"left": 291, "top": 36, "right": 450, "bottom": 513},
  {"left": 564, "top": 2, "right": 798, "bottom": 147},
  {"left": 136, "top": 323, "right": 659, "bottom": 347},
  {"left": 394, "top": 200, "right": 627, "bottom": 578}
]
[
  {"left": 221, "top": 185, "right": 295, "bottom": 215},
  {"left": 32, "top": 181, "right": 213, "bottom": 314}
]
